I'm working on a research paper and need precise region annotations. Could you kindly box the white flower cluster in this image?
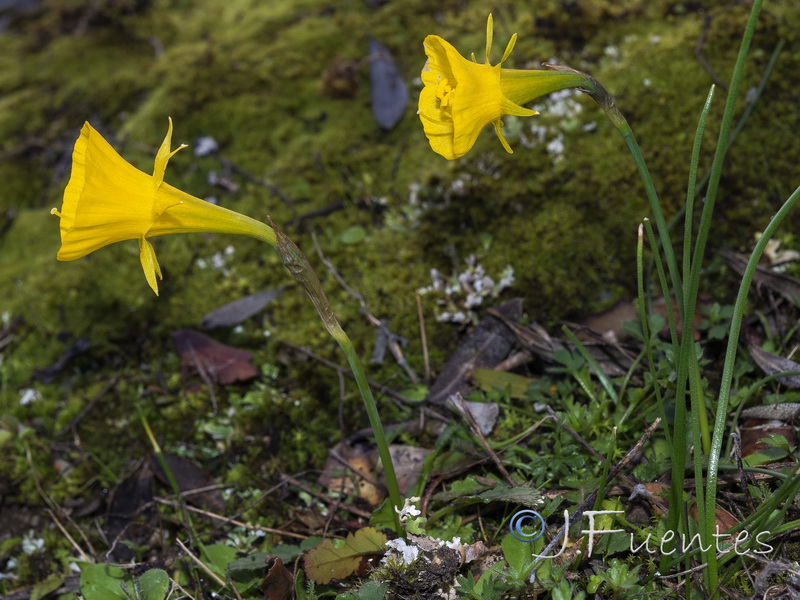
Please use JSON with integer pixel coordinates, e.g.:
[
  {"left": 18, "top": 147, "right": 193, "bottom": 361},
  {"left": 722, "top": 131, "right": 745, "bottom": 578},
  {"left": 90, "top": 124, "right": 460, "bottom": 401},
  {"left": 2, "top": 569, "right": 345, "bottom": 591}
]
[
  {"left": 196, "top": 245, "right": 235, "bottom": 273},
  {"left": 518, "top": 88, "right": 595, "bottom": 162},
  {"left": 418, "top": 255, "right": 515, "bottom": 325}
]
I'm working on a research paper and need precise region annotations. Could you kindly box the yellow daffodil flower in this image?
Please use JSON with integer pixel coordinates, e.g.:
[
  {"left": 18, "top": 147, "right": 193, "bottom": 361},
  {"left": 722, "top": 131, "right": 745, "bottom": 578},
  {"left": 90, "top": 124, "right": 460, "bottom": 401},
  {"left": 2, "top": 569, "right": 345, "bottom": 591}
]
[
  {"left": 418, "top": 14, "right": 588, "bottom": 159},
  {"left": 51, "top": 119, "right": 275, "bottom": 294}
]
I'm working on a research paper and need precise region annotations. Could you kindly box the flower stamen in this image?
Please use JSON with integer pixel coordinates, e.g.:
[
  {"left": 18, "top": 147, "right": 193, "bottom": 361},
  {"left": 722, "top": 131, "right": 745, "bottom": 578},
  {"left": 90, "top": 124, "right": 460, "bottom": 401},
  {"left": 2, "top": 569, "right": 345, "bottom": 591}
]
[{"left": 436, "top": 77, "right": 455, "bottom": 108}]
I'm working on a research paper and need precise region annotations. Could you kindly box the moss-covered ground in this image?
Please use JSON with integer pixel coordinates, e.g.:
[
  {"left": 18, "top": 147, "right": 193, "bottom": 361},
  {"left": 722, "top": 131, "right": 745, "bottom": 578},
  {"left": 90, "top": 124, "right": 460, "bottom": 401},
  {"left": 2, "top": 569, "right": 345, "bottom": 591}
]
[{"left": 1, "top": 0, "right": 799, "bottom": 597}]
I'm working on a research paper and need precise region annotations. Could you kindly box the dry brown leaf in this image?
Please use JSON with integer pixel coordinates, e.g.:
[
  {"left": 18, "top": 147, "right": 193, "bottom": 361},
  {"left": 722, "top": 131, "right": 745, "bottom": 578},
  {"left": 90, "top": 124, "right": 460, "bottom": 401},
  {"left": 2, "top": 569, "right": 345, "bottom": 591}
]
[
  {"left": 171, "top": 329, "right": 259, "bottom": 384},
  {"left": 261, "top": 556, "right": 293, "bottom": 600},
  {"left": 304, "top": 528, "right": 387, "bottom": 584}
]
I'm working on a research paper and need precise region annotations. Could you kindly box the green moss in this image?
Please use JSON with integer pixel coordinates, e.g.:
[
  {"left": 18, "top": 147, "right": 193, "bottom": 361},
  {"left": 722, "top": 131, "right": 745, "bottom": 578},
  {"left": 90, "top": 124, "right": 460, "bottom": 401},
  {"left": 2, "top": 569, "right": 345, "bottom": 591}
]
[{"left": 1, "top": 0, "right": 799, "bottom": 589}]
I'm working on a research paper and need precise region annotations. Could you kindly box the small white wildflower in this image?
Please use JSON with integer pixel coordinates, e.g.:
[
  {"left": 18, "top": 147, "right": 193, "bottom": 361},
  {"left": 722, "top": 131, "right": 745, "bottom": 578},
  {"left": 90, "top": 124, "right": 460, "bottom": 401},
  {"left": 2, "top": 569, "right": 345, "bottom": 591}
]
[
  {"left": 451, "top": 312, "right": 467, "bottom": 323},
  {"left": 450, "top": 179, "right": 466, "bottom": 195},
  {"left": 547, "top": 135, "right": 565, "bottom": 156},
  {"left": 21, "top": 535, "right": 44, "bottom": 554},
  {"left": 384, "top": 538, "right": 420, "bottom": 565},
  {"left": 395, "top": 497, "right": 422, "bottom": 520},
  {"left": 408, "top": 182, "right": 421, "bottom": 205},
  {"left": 464, "top": 293, "right": 483, "bottom": 309},
  {"left": 643, "top": 78, "right": 652, "bottom": 88},
  {"left": 649, "top": 34, "right": 661, "bottom": 45},
  {"left": 211, "top": 252, "right": 226, "bottom": 270},
  {"left": 604, "top": 45, "right": 620, "bottom": 60},
  {"left": 19, "top": 388, "right": 41, "bottom": 406},
  {"left": 194, "top": 136, "right": 219, "bottom": 157},
  {"left": 196, "top": 258, "right": 208, "bottom": 269},
  {"left": 497, "top": 267, "right": 515, "bottom": 290}
]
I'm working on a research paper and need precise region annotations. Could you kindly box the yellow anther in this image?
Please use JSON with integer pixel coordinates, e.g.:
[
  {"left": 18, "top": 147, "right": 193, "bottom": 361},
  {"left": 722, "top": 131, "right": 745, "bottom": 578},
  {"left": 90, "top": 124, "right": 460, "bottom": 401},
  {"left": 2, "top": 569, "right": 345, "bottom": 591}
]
[{"left": 436, "top": 77, "right": 455, "bottom": 108}]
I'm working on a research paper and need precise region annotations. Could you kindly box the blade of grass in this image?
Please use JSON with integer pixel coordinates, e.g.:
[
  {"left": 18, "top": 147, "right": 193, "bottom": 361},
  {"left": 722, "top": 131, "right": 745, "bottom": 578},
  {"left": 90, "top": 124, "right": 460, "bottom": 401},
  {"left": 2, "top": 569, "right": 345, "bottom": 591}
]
[{"left": 705, "top": 184, "right": 800, "bottom": 591}]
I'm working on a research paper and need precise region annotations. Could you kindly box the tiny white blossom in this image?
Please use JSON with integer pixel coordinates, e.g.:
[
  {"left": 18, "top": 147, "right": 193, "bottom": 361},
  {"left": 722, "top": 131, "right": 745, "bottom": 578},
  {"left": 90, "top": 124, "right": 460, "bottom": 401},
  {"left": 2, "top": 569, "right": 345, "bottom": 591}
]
[
  {"left": 19, "top": 388, "right": 41, "bottom": 406},
  {"left": 384, "top": 538, "right": 420, "bottom": 565}
]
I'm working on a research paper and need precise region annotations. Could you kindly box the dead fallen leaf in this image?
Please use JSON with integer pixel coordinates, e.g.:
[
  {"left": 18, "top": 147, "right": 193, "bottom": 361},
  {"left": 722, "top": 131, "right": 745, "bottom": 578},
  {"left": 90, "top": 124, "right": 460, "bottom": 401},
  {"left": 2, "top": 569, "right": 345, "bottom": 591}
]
[
  {"left": 493, "top": 314, "right": 637, "bottom": 378},
  {"left": 747, "top": 343, "right": 800, "bottom": 388},
  {"left": 427, "top": 298, "right": 521, "bottom": 405},
  {"left": 369, "top": 36, "right": 407, "bottom": 130},
  {"left": 34, "top": 337, "right": 90, "bottom": 383},
  {"left": 722, "top": 250, "right": 800, "bottom": 302},
  {"left": 151, "top": 453, "right": 225, "bottom": 514},
  {"left": 319, "top": 442, "right": 432, "bottom": 502},
  {"left": 389, "top": 445, "right": 432, "bottom": 495},
  {"left": 740, "top": 418, "right": 797, "bottom": 458},
  {"left": 319, "top": 441, "right": 381, "bottom": 506},
  {"left": 105, "top": 460, "right": 155, "bottom": 562},
  {"left": 261, "top": 556, "right": 293, "bottom": 600},
  {"left": 471, "top": 369, "right": 536, "bottom": 399},
  {"left": 200, "top": 288, "right": 286, "bottom": 329},
  {"left": 741, "top": 403, "right": 800, "bottom": 421},
  {"left": 688, "top": 504, "right": 739, "bottom": 533},
  {"left": 304, "top": 527, "right": 387, "bottom": 584},
  {"left": 579, "top": 296, "right": 708, "bottom": 343},
  {"left": 171, "top": 329, "right": 258, "bottom": 384}
]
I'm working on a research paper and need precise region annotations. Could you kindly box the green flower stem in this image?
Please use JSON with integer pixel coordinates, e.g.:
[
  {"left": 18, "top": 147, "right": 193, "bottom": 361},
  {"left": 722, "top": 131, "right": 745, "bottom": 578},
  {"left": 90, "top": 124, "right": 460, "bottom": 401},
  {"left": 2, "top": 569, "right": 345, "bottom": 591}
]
[
  {"left": 687, "top": 0, "right": 761, "bottom": 340},
  {"left": 641, "top": 220, "right": 673, "bottom": 450},
  {"left": 269, "top": 220, "right": 403, "bottom": 534},
  {"left": 613, "top": 120, "right": 682, "bottom": 314},
  {"left": 683, "top": 2, "right": 763, "bottom": 594},
  {"left": 704, "top": 183, "right": 800, "bottom": 592},
  {"left": 335, "top": 331, "right": 404, "bottom": 528},
  {"left": 139, "top": 408, "right": 197, "bottom": 544},
  {"left": 682, "top": 86, "right": 715, "bottom": 330},
  {"left": 545, "top": 65, "right": 682, "bottom": 312}
]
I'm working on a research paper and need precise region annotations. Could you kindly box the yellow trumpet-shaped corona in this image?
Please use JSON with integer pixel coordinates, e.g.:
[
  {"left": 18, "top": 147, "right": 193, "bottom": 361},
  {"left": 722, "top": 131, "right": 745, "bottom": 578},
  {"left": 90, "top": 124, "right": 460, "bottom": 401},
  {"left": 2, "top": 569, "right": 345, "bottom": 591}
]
[
  {"left": 418, "top": 14, "right": 587, "bottom": 159},
  {"left": 51, "top": 119, "right": 275, "bottom": 294}
]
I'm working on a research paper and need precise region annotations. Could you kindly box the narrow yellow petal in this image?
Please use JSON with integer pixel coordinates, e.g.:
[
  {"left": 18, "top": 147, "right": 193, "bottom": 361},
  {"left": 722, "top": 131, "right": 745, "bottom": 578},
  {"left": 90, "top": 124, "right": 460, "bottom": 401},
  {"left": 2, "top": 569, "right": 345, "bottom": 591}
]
[
  {"left": 153, "top": 117, "right": 187, "bottom": 187},
  {"left": 139, "top": 237, "right": 162, "bottom": 295},
  {"left": 485, "top": 14, "right": 494, "bottom": 64},
  {"left": 493, "top": 120, "right": 513, "bottom": 154},
  {"left": 500, "top": 34, "right": 517, "bottom": 64}
]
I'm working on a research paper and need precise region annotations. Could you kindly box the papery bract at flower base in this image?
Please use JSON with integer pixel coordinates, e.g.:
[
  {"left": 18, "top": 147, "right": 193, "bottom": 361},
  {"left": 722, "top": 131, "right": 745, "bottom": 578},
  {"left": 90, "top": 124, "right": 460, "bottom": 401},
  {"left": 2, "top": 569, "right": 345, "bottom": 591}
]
[
  {"left": 51, "top": 119, "right": 275, "bottom": 294},
  {"left": 418, "top": 14, "right": 588, "bottom": 159}
]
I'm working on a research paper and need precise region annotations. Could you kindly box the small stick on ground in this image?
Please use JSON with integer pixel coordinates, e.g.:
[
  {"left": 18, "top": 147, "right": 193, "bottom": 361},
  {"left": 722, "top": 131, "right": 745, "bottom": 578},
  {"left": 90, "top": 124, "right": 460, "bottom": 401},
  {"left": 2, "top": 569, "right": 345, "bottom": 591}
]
[
  {"left": 311, "top": 232, "right": 419, "bottom": 383},
  {"left": 280, "top": 474, "right": 373, "bottom": 520},
  {"left": 531, "top": 418, "right": 662, "bottom": 570},
  {"left": 279, "top": 340, "right": 425, "bottom": 409},
  {"left": 46, "top": 508, "right": 93, "bottom": 562},
  {"left": 156, "top": 498, "right": 309, "bottom": 539},
  {"left": 56, "top": 375, "right": 120, "bottom": 436},
  {"left": 177, "top": 538, "right": 227, "bottom": 588},
  {"left": 416, "top": 294, "right": 431, "bottom": 383},
  {"left": 694, "top": 12, "right": 728, "bottom": 91},
  {"left": 451, "top": 393, "right": 515, "bottom": 487},
  {"left": 188, "top": 344, "right": 217, "bottom": 414}
]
